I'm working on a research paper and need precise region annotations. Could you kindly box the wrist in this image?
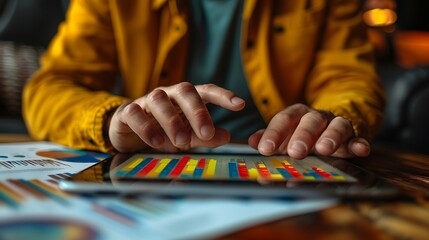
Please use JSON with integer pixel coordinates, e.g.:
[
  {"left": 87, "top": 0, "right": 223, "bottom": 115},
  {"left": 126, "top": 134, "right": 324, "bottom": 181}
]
[{"left": 103, "top": 109, "right": 116, "bottom": 150}]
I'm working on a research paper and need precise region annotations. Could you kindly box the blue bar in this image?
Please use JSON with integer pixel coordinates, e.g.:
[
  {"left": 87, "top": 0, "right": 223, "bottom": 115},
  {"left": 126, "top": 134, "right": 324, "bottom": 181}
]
[
  {"left": 0, "top": 191, "right": 19, "bottom": 209},
  {"left": 307, "top": 170, "right": 323, "bottom": 179},
  {"left": 115, "top": 170, "right": 129, "bottom": 177},
  {"left": 126, "top": 158, "right": 153, "bottom": 176},
  {"left": 277, "top": 168, "right": 292, "bottom": 179},
  {"left": 229, "top": 162, "right": 239, "bottom": 178},
  {"left": 159, "top": 159, "right": 179, "bottom": 177},
  {"left": 193, "top": 168, "right": 204, "bottom": 178}
]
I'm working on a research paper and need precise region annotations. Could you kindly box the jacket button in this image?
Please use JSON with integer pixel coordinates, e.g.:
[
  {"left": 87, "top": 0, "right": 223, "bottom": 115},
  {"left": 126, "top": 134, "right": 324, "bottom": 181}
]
[
  {"left": 262, "top": 98, "right": 269, "bottom": 105},
  {"left": 160, "top": 70, "right": 168, "bottom": 78},
  {"left": 274, "top": 25, "right": 285, "bottom": 33}
]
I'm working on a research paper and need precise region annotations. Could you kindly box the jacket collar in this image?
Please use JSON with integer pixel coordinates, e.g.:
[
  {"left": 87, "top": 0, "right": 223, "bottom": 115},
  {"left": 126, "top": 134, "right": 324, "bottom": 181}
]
[{"left": 152, "top": 0, "right": 257, "bottom": 17}]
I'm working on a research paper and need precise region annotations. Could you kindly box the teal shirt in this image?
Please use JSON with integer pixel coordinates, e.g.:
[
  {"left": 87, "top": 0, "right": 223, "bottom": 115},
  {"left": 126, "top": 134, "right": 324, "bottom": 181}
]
[{"left": 186, "top": 0, "right": 266, "bottom": 139}]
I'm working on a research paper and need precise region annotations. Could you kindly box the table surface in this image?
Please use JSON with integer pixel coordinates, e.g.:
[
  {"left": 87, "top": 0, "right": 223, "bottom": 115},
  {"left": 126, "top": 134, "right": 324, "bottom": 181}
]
[
  {"left": 223, "top": 146, "right": 429, "bottom": 240},
  {"left": 2, "top": 134, "right": 429, "bottom": 239}
]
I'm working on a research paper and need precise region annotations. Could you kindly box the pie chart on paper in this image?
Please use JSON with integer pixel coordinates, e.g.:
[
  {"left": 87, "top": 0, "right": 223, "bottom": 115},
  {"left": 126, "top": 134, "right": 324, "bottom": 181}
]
[
  {"left": 36, "top": 149, "right": 110, "bottom": 163},
  {"left": 0, "top": 218, "right": 100, "bottom": 240}
]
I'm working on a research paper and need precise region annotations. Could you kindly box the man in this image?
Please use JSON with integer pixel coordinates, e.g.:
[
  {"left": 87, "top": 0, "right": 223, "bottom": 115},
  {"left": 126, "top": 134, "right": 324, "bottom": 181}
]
[{"left": 23, "top": 0, "right": 385, "bottom": 159}]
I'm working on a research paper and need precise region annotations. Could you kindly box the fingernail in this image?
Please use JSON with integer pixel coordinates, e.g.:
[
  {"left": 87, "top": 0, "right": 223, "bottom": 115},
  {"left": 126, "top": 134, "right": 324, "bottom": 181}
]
[
  {"left": 318, "top": 138, "right": 335, "bottom": 151},
  {"left": 151, "top": 133, "right": 164, "bottom": 147},
  {"left": 289, "top": 141, "right": 308, "bottom": 156},
  {"left": 175, "top": 130, "right": 190, "bottom": 146},
  {"left": 354, "top": 139, "right": 370, "bottom": 152},
  {"left": 260, "top": 140, "right": 275, "bottom": 153},
  {"left": 231, "top": 97, "right": 244, "bottom": 106},
  {"left": 200, "top": 124, "right": 214, "bottom": 139}
]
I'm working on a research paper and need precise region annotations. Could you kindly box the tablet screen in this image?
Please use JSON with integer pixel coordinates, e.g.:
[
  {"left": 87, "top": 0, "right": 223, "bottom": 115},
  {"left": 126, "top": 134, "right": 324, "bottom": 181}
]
[
  {"left": 62, "top": 152, "right": 399, "bottom": 198},
  {"left": 111, "top": 154, "right": 357, "bottom": 182}
]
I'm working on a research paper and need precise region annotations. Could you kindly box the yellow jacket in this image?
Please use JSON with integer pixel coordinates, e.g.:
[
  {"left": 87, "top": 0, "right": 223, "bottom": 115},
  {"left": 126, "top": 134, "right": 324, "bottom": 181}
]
[{"left": 23, "top": 0, "right": 385, "bottom": 152}]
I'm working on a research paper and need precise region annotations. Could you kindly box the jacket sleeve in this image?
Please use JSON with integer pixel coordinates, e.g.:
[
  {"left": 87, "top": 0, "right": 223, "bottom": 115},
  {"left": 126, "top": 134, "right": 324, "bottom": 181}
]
[
  {"left": 23, "top": 0, "right": 129, "bottom": 152},
  {"left": 305, "top": 0, "right": 386, "bottom": 140}
]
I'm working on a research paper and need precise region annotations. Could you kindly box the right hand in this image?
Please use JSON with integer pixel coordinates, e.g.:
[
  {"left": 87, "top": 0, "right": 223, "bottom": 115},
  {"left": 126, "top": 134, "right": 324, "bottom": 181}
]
[{"left": 107, "top": 83, "right": 245, "bottom": 152}]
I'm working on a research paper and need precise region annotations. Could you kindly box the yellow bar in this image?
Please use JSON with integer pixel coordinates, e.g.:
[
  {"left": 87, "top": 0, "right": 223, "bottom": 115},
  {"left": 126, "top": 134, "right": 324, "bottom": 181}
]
[
  {"left": 333, "top": 176, "right": 345, "bottom": 180},
  {"left": 248, "top": 168, "right": 259, "bottom": 179},
  {"left": 270, "top": 158, "right": 283, "bottom": 168},
  {"left": 257, "top": 163, "right": 266, "bottom": 168},
  {"left": 145, "top": 159, "right": 164, "bottom": 177},
  {"left": 281, "top": 160, "right": 291, "bottom": 165},
  {"left": 122, "top": 157, "right": 144, "bottom": 170},
  {"left": 270, "top": 174, "right": 283, "bottom": 179},
  {"left": 152, "top": 158, "right": 171, "bottom": 175},
  {"left": 204, "top": 159, "right": 216, "bottom": 177},
  {"left": 304, "top": 176, "right": 315, "bottom": 180},
  {"left": 182, "top": 159, "right": 199, "bottom": 175}
]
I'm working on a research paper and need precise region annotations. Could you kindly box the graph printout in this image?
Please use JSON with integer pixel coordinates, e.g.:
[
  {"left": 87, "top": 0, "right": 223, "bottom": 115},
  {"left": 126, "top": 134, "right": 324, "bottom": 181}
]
[
  {"left": 0, "top": 177, "right": 337, "bottom": 240},
  {"left": 0, "top": 142, "right": 109, "bottom": 180}
]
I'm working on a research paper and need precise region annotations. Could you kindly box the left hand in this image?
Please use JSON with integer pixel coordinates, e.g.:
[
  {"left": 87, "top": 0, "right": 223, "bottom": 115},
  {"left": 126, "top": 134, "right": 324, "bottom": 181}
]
[{"left": 248, "top": 104, "right": 370, "bottom": 159}]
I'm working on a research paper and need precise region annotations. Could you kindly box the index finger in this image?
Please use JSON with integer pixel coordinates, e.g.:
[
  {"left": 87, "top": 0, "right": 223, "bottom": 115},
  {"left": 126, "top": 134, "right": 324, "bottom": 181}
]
[{"left": 195, "top": 84, "right": 245, "bottom": 111}]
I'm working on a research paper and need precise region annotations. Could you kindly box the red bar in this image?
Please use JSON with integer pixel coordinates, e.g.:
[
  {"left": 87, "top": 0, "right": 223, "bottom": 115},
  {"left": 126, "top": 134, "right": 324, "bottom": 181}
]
[
  {"left": 256, "top": 164, "right": 271, "bottom": 178},
  {"left": 281, "top": 163, "right": 303, "bottom": 178},
  {"left": 169, "top": 156, "right": 190, "bottom": 177},
  {"left": 237, "top": 164, "right": 249, "bottom": 178},
  {"left": 312, "top": 167, "right": 333, "bottom": 179},
  {"left": 197, "top": 158, "right": 206, "bottom": 168},
  {"left": 136, "top": 159, "right": 159, "bottom": 176}
]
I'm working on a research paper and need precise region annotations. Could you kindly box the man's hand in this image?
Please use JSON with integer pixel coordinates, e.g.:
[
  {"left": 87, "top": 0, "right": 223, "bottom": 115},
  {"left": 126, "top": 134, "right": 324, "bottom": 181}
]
[
  {"left": 108, "top": 83, "right": 245, "bottom": 153},
  {"left": 248, "top": 104, "right": 370, "bottom": 159}
]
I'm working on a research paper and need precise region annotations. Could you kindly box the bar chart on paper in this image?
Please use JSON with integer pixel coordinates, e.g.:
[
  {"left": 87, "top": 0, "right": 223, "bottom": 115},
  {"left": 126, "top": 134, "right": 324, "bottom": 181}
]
[{"left": 0, "top": 142, "right": 109, "bottom": 180}]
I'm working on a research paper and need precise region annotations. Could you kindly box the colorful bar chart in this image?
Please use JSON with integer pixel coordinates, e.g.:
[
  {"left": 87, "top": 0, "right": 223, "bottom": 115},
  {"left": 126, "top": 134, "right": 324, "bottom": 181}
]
[
  {"left": 112, "top": 154, "right": 356, "bottom": 182},
  {"left": 0, "top": 178, "right": 70, "bottom": 208}
]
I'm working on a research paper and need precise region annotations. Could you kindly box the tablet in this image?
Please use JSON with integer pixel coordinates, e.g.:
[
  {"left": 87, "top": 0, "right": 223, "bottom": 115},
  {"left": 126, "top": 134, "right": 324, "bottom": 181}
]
[{"left": 59, "top": 152, "right": 399, "bottom": 199}]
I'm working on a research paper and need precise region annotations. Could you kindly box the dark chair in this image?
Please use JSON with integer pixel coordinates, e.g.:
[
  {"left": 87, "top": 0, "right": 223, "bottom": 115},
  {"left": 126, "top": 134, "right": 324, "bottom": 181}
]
[
  {"left": 374, "top": 64, "right": 429, "bottom": 155},
  {"left": 0, "top": 0, "right": 68, "bottom": 133}
]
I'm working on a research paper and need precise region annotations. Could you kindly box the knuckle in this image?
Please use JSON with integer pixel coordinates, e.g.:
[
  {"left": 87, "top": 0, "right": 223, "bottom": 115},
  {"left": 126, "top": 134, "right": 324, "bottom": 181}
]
[
  {"left": 200, "top": 83, "right": 216, "bottom": 91},
  {"left": 175, "top": 82, "right": 196, "bottom": 95},
  {"left": 334, "top": 116, "right": 352, "bottom": 127},
  {"left": 122, "top": 103, "right": 140, "bottom": 116},
  {"left": 264, "top": 128, "right": 283, "bottom": 142},
  {"left": 273, "top": 111, "right": 294, "bottom": 124},
  {"left": 192, "top": 108, "right": 210, "bottom": 122},
  {"left": 324, "top": 127, "right": 346, "bottom": 139},
  {"left": 298, "top": 128, "right": 319, "bottom": 142},
  {"left": 305, "top": 111, "right": 329, "bottom": 124},
  {"left": 147, "top": 89, "right": 167, "bottom": 103},
  {"left": 136, "top": 121, "right": 155, "bottom": 135},
  {"left": 290, "top": 103, "right": 309, "bottom": 112},
  {"left": 165, "top": 115, "right": 185, "bottom": 130}
]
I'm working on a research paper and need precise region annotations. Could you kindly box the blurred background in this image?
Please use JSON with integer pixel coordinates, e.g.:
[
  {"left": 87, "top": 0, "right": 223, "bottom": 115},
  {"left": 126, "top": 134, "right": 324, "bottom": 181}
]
[{"left": 0, "top": 0, "right": 428, "bottom": 154}]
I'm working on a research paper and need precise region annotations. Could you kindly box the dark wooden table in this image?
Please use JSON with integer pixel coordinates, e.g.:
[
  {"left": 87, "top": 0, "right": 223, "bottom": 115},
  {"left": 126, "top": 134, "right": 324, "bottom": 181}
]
[
  {"left": 222, "top": 146, "right": 429, "bottom": 240},
  {"left": 2, "top": 135, "right": 429, "bottom": 239}
]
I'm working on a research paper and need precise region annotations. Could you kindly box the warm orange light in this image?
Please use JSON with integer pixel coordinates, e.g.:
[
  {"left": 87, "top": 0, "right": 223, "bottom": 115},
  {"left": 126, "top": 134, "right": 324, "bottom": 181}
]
[{"left": 363, "top": 8, "right": 397, "bottom": 27}]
